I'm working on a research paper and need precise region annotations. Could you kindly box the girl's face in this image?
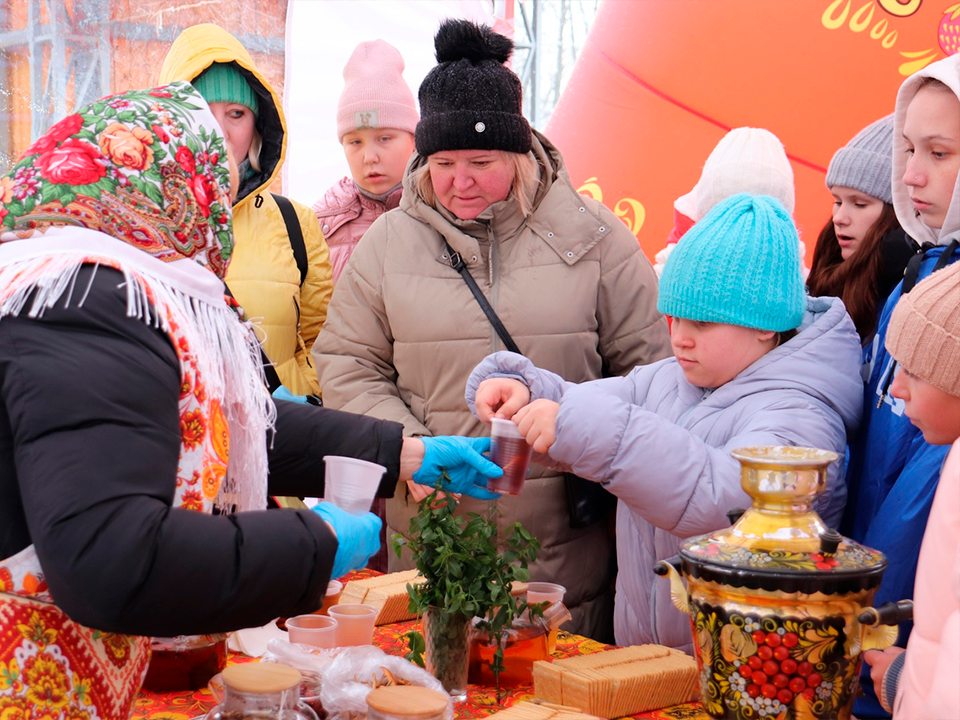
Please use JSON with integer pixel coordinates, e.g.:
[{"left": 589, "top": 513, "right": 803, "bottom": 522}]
[
  {"left": 208, "top": 101, "right": 256, "bottom": 162},
  {"left": 830, "top": 187, "right": 884, "bottom": 261},
  {"left": 890, "top": 367, "right": 960, "bottom": 445},
  {"left": 428, "top": 149, "right": 514, "bottom": 220},
  {"left": 670, "top": 318, "right": 778, "bottom": 389},
  {"left": 902, "top": 86, "right": 960, "bottom": 231},
  {"left": 341, "top": 128, "right": 415, "bottom": 195}
]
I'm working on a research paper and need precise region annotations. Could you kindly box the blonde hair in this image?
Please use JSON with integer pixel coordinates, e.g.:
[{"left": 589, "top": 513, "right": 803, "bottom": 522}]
[
  {"left": 247, "top": 127, "right": 262, "bottom": 173},
  {"left": 413, "top": 151, "right": 540, "bottom": 217}
]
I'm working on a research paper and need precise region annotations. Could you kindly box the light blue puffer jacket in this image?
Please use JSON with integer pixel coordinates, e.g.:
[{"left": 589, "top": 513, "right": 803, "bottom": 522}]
[{"left": 466, "top": 295, "right": 862, "bottom": 651}]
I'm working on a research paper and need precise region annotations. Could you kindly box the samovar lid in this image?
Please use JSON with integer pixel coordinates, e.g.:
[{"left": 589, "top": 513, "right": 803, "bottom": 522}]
[{"left": 678, "top": 446, "right": 887, "bottom": 595}]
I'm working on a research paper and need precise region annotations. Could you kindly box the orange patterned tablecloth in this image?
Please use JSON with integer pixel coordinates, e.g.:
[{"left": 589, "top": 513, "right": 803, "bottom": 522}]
[{"left": 131, "top": 571, "right": 708, "bottom": 720}]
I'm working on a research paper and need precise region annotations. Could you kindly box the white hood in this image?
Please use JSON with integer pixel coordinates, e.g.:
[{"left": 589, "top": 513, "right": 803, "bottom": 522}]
[{"left": 892, "top": 54, "right": 960, "bottom": 247}]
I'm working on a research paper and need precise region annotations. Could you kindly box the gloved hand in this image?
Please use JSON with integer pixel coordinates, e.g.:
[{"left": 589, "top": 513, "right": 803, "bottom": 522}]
[
  {"left": 272, "top": 385, "right": 310, "bottom": 404},
  {"left": 312, "top": 502, "right": 382, "bottom": 579},
  {"left": 413, "top": 436, "right": 502, "bottom": 500}
]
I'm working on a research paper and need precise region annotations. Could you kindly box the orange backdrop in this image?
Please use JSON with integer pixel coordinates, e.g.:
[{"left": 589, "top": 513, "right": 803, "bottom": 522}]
[{"left": 545, "top": 0, "right": 960, "bottom": 264}]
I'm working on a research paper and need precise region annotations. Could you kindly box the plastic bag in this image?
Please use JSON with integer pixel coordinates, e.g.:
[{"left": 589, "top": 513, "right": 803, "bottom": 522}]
[{"left": 320, "top": 645, "right": 453, "bottom": 720}]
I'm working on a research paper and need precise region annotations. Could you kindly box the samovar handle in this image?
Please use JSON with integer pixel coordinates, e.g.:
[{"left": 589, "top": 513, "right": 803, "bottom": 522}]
[
  {"left": 653, "top": 557, "right": 691, "bottom": 616},
  {"left": 858, "top": 600, "right": 913, "bottom": 652}
]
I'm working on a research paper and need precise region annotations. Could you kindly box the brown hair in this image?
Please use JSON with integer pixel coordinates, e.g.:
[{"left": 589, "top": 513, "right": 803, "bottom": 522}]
[
  {"left": 412, "top": 151, "right": 540, "bottom": 217},
  {"left": 807, "top": 202, "right": 900, "bottom": 343}
]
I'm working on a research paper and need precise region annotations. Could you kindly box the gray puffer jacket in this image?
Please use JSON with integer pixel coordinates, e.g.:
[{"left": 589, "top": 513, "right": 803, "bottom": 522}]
[{"left": 466, "top": 295, "right": 862, "bottom": 651}]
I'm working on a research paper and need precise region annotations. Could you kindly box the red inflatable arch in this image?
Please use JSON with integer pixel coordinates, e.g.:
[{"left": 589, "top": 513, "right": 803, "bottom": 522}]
[{"left": 546, "top": 0, "right": 959, "bottom": 263}]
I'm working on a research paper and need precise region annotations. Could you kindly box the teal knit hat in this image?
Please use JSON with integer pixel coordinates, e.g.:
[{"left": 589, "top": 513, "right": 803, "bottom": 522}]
[
  {"left": 657, "top": 193, "right": 805, "bottom": 331},
  {"left": 193, "top": 63, "right": 259, "bottom": 116}
]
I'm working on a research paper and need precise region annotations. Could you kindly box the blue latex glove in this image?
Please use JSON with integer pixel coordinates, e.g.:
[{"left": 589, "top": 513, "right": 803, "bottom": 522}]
[
  {"left": 413, "top": 436, "right": 502, "bottom": 500},
  {"left": 272, "top": 385, "right": 310, "bottom": 404},
  {"left": 312, "top": 502, "right": 382, "bottom": 579}
]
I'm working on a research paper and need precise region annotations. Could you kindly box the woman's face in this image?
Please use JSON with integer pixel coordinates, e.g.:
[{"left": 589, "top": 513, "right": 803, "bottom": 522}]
[
  {"left": 427, "top": 149, "right": 514, "bottom": 219},
  {"left": 830, "top": 186, "right": 884, "bottom": 261},
  {"left": 208, "top": 101, "right": 256, "bottom": 162},
  {"left": 902, "top": 86, "right": 960, "bottom": 231}
]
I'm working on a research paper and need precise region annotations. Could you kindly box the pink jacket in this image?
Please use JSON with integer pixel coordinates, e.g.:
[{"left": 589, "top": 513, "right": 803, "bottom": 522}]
[
  {"left": 312, "top": 177, "right": 402, "bottom": 284},
  {"left": 895, "top": 439, "right": 960, "bottom": 719}
]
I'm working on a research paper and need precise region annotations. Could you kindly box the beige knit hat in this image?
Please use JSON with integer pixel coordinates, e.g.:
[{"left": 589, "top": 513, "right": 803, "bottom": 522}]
[{"left": 885, "top": 262, "right": 960, "bottom": 397}]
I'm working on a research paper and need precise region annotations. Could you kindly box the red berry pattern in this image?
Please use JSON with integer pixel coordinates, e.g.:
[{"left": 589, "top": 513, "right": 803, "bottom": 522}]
[{"left": 731, "top": 627, "right": 830, "bottom": 714}]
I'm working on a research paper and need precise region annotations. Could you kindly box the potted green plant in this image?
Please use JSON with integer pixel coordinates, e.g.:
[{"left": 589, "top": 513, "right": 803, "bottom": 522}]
[{"left": 393, "top": 476, "right": 540, "bottom": 703}]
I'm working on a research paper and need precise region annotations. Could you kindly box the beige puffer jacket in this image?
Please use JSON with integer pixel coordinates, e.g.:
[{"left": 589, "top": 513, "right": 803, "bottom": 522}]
[{"left": 314, "top": 131, "right": 671, "bottom": 640}]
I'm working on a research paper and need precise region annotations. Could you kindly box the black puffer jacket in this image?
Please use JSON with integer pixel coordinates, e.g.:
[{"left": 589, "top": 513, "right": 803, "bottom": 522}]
[{"left": 0, "top": 266, "right": 401, "bottom": 637}]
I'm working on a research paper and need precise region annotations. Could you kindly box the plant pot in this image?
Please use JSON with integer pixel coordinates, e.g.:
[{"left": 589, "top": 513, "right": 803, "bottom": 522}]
[{"left": 423, "top": 607, "right": 470, "bottom": 703}]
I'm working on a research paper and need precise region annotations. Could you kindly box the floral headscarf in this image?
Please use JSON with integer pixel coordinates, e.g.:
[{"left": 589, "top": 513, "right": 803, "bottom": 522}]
[{"left": 0, "top": 81, "right": 235, "bottom": 278}]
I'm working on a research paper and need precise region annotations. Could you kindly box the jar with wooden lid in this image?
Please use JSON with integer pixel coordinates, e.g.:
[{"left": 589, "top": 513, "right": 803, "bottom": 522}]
[
  {"left": 366, "top": 685, "right": 449, "bottom": 720},
  {"left": 205, "top": 662, "right": 319, "bottom": 720}
]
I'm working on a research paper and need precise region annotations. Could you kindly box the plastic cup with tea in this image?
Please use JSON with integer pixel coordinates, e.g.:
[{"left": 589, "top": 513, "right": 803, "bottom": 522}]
[
  {"left": 328, "top": 603, "right": 378, "bottom": 646},
  {"left": 323, "top": 456, "right": 386, "bottom": 514},
  {"left": 489, "top": 418, "right": 534, "bottom": 496},
  {"left": 315, "top": 579, "right": 343, "bottom": 616},
  {"left": 286, "top": 614, "right": 339, "bottom": 649}
]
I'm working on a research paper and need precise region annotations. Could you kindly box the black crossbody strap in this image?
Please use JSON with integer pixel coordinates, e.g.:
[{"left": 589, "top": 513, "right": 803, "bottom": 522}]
[
  {"left": 443, "top": 240, "right": 521, "bottom": 355},
  {"left": 223, "top": 282, "right": 284, "bottom": 394},
  {"left": 272, "top": 193, "right": 308, "bottom": 287}
]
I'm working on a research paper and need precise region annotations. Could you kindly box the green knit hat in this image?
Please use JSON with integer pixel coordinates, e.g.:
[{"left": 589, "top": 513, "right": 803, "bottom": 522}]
[
  {"left": 193, "top": 63, "right": 259, "bottom": 116},
  {"left": 657, "top": 193, "right": 805, "bottom": 331}
]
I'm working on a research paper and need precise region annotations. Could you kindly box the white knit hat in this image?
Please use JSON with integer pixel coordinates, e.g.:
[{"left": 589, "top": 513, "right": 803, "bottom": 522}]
[
  {"left": 337, "top": 40, "right": 419, "bottom": 141},
  {"left": 688, "top": 127, "right": 795, "bottom": 221}
]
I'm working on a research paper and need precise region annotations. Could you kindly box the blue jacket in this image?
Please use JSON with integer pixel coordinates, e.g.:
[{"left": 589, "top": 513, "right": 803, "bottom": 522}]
[{"left": 467, "top": 295, "right": 863, "bottom": 650}]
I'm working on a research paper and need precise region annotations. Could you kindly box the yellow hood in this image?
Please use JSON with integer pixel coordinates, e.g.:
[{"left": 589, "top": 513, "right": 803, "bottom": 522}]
[{"left": 158, "top": 23, "right": 285, "bottom": 208}]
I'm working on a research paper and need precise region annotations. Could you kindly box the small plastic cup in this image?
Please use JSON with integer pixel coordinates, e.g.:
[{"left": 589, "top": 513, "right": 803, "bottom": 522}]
[
  {"left": 314, "top": 579, "right": 343, "bottom": 616},
  {"left": 323, "top": 456, "right": 386, "bottom": 514},
  {"left": 286, "top": 614, "right": 338, "bottom": 649},
  {"left": 328, "top": 603, "right": 378, "bottom": 647},
  {"left": 526, "top": 582, "right": 566, "bottom": 605},
  {"left": 489, "top": 419, "right": 533, "bottom": 496}
]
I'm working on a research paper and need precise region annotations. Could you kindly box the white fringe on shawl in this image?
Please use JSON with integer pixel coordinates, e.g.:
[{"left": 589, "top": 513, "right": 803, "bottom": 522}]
[{"left": 0, "top": 227, "right": 274, "bottom": 513}]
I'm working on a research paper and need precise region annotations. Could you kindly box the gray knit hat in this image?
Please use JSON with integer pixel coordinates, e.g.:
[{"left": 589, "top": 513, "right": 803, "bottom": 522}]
[
  {"left": 415, "top": 19, "right": 532, "bottom": 157},
  {"left": 825, "top": 114, "right": 894, "bottom": 203},
  {"left": 886, "top": 262, "right": 960, "bottom": 397}
]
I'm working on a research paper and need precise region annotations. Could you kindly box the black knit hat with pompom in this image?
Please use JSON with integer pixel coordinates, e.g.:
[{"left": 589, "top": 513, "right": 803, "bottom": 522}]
[{"left": 415, "top": 19, "right": 532, "bottom": 156}]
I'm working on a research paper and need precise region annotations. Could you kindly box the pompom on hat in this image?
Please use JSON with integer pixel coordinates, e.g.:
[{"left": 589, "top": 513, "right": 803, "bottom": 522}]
[
  {"left": 825, "top": 114, "right": 894, "bottom": 204},
  {"left": 415, "top": 19, "right": 532, "bottom": 157},
  {"left": 192, "top": 62, "right": 259, "bottom": 117},
  {"left": 688, "top": 127, "right": 795, "bottom": 221},
  {"left": 885, "top": 262, "right": 960, "bottom": 397},
  {"left": 336, "top": 40, "right": 419, "bottom": 141},
  {"left": 658, "top": 193, "right": 806, "bottom": 332}
]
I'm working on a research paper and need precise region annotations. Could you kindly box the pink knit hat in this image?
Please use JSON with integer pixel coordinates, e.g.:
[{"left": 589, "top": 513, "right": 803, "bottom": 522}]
[{"left": 336, "top": 40, "right": 419, "bottom": 141}]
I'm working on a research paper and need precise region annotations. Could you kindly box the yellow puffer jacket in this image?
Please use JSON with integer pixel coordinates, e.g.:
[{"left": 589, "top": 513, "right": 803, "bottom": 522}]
[{"left": 159, "top": 24, "right": 331, "bottom": 395}]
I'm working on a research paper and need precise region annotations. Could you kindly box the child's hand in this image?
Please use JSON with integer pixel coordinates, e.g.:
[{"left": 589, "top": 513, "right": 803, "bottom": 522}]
[
  {"left": 515, "top": 399, "right": 559, "bottom": 454},
  {"left": 863, "top": 647, "right": 905, "bottom": 709},
  {"left": 475, "top": 378, "right": 531, "bottom": 422}
]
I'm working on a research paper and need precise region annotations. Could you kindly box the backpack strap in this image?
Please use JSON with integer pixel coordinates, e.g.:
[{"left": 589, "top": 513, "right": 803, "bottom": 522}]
[{"left": 272, "top": 193, "right": 308, "bottom": 287}]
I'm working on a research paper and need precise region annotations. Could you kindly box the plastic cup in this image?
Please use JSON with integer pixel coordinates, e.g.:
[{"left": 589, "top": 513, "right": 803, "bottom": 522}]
[
  {"left": 526, "top": 582, "right": 566, "bottom": 605},
  {"left": 489, "top": 419, "right": 533, "bottom": 496},
  {"left": 328, "top": 604, "right": 378, "bottom": 647},
  {"left": 286, "top": 614, "right": 338, "bottom": 649},
  {"left": 314, "top": 579, "right": 343, "bottom": 616},
  {"left": 323, "top": 456, "right": 386, "bottom": 515}
]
